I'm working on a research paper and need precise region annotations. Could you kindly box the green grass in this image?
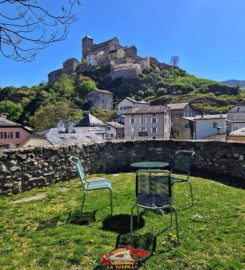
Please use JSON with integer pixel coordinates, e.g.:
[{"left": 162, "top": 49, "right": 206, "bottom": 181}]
[{"left": 0, "top": 173, "right": 244, "bottom": 270}]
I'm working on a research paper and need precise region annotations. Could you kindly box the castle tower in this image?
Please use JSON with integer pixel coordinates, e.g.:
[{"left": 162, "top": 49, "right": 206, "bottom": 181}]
[{"left": 82, "top": 36, "right": 94, "bottom": 60}]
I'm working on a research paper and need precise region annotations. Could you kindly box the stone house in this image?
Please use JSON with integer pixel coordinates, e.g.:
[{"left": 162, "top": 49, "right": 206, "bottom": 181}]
[
  {"left": 105, "top": 122, "right": 124, "bottom": 140},
  {"left": 117, "top": 97, "right": 149, "bottom": 115},
  {"left": 167, "top": 102, "right": 196, "bottom": 139},
  {"left": 183, "top": 114, "right": 227, "bottom": 140},
  {"left": 124, "top": 106, "right": 171, "bottom": 140},
  {"left": 85, "top": 89, "right": 113, "bottom": 110},
  {"left": 0, "top": 114, "right": 32, "bottom": 149},
  {"left": 227, "top": 105, "right": 245, "bottom": 132}
]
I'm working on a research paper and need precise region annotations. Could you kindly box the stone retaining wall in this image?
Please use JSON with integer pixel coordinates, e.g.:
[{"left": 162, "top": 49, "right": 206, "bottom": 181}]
[{"left": 0, "top": 140, "right": 244, "bottom": 195}]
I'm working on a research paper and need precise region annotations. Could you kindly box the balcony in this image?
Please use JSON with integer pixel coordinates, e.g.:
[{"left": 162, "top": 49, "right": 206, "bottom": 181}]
[{"left": 138, "top": 131, "right": 148, "bottom": 136}]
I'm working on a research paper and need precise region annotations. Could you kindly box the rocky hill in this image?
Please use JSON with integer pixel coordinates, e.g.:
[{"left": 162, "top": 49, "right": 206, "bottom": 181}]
[
  {"left": 0, "top": 60, "right": 245, "bottom": 131},
  {"left": 221, "top": 80, "right": 245, "bottom": 88}
]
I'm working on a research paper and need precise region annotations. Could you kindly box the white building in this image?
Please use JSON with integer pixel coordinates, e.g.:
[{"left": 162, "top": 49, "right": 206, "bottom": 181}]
[
  {"left": 105, "top": 122, "right": 124, "bottom": 140},
  {"left": 183, "top": 114, "right": 227, "bottom": 140},
  {"left": 124, "top": 106, "right": 171, "bottom": 140},
  {"left": 117, "top": 97, "right": 149, "bottom": 115}
]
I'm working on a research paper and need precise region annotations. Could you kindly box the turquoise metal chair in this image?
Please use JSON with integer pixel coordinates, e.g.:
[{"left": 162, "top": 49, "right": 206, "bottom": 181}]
[
  {"left": 69, "top": 156, "right": 113, "bottom": 215},
  {"left": 170, "top": 150, "right": 195, "bottom": 205},
  {"left": 130, "top": 170, "right": 179, "bottom": 244}
]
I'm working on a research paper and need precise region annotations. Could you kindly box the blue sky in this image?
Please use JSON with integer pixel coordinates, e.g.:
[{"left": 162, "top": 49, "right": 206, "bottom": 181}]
[{"left": 1, "top": 0, "right": 245, "bottom": 87}]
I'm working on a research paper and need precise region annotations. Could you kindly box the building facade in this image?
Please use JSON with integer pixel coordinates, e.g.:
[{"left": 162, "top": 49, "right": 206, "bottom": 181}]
[
  {"left": 86, "top": 89, "right": 113, "bottom": 110},
  {"left": 124, "top": 106, "right": 171, "bottom": 140},
  {"left": 167, "top": 102, "right": 196, "bottom": 140},
  {"left": 227, "top": 105, "right": 245, "bottom": 132},
  {"left": 184, "top": 114, "right": 227, "bottom": 140},
  {"left": 117, "top": 97, "right": 149, "bottom": 115},
  {"left": 0, "top": 114, "right": 32, "bottom": 149},
  {"left": 105, "top": 122, "right": 124, "bottom": 140}
]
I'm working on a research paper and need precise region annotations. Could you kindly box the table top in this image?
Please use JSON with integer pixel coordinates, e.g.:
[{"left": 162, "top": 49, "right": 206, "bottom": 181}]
[{"left": 130, "top": 161, "right": 169, "bottom": 169}]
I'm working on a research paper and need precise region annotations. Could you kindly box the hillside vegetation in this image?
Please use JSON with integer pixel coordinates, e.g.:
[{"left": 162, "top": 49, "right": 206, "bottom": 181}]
[{"left": 0, "top": 63, "right": 244, "bottom": 131}]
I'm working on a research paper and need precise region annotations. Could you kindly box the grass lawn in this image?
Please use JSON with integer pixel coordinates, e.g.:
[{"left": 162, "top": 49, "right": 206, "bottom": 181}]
[{"left": 0, "top": 173, "right": 244, "bottom": 270}]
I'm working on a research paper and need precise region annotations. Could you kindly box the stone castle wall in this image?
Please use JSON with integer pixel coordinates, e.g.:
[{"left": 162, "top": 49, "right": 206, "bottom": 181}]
[{"left": 0, "top": 140, "right": 244, "bottom": 195}]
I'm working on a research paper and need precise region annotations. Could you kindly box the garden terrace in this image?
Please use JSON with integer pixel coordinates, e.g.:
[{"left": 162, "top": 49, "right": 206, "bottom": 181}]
[{"left": 0, "top": 172, "right": 244, "bottom": 269}]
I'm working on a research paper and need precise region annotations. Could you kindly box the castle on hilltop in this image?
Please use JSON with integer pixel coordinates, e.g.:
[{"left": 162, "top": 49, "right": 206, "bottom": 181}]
[{"left": 48, "top": 36, "right": 150, "bottom": 83}]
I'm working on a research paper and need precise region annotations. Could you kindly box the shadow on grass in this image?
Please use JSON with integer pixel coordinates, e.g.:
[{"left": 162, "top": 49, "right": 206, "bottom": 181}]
[
  {"left": 102, "top": 214, "right": 145, "bottom": 234},
  {"left": 36, "top": 217, "right": 59, "bottom": 231},
  {"left": 66, "top": 210, "right": 97, "bottom": 225},
  {"left": 192, "top": 169, "right": 245, "bottom": 189}
]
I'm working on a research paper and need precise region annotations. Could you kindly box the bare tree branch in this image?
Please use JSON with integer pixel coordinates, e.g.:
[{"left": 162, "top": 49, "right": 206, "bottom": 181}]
[{"left": 0, "top": 0, "right": 80, "bottom": 61}]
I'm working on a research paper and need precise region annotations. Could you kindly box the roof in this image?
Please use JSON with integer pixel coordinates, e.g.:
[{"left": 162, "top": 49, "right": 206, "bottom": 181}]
[
  {"left": 229, "top": 127, "right": 245, "bottom": 137},
  {"left": 183, "top": 114, "right": 227, "bottom": 121},
  {"left": 106, "top": 122, "right": 124, "bottom": 129},
  {"left": 167, "top": 102, "right": 189, "bottom": 110},
  {"left": 87, "top": 89, "right": 113, "bottom": 95},
  {"left": 0, "top": 116, "right": 20, "bottom": 126},
  {"left": 36, "top": 126, "right": 105, "bottom": 145},
  {"left": 0, "top": 115, "right": 32, "bottom": 133},
  {"left": 76, "top": 113, "right": 105, "bottom": 127},
  {"left": 125, "top": 97, "right": 148, "bottom": 104},
  {"left": 227, "top": 106, "right": 245, "bottom": 122},
  {"left": 124, "top": 105, "right": 168, "bottom": 115},
  {"left": 83, "top": 35, "right": 93, "bottom": 40}
]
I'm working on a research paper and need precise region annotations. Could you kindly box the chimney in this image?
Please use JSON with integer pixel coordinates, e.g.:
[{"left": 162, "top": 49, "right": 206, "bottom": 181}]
[
  {"left": 66, "top": 119, "right": 75, "bottom": 133},
  {"left": 56, "top": 118, "right": 65, "bottom": 133},
  {"left": 0, "top": 113, "right": 7, "bottom": 120}
]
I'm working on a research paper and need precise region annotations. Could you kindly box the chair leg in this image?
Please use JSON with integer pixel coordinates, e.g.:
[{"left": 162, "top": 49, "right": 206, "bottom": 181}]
[
  {"left": 81, "top": 192, "right": 86, "bottom": 212},
  {"left": 172, "top": 206, "right": 180, "bottom": 244},
  {"left": 188, "top": 181, "right": 194, "bottom": 206},
  {"left": 137, "top": 206, "right": 140, "bottom": 223},
  {"left": 109, "top": 188, "right": 113, "bottom": 215},
  {"left": 130, "top": 205, "right": 136, "bottom": 236}
]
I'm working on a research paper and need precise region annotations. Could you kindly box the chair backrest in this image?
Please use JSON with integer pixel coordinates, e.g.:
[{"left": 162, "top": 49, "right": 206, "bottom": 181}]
[
  {"left": 69, "top": 156, "right": 87, "bottom": 189},
  {"left": 171, "top": 150, "right": 195, "bottom": 175},
  {"left": 136, "top": 170, "right": 172, "bottom": 208}
]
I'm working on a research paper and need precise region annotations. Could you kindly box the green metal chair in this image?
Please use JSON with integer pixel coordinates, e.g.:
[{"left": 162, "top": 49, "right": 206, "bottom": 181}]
[
  {"left": 130, "top": 170, "right": 179, "bottom": 244},
  {"left": 170, "top": 150, "right": 195, "bottom": 205},
  {"left": 69, "top": 156, "right": 113, "bottom": 215}
]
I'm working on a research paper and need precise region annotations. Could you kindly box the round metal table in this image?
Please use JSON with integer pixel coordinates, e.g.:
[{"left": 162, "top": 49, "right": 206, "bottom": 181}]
[{"left": 130, "top": 161, "right": 169, "bottom": 169}]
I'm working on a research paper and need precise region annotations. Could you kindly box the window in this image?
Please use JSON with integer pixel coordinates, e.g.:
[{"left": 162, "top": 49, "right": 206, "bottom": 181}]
[
  {"left": 152, "top": 117, "right": 157, "bottom": 123},
  {"left": 0, "top": 132, "right": 3, "bottom": 139},
  {"left": 213, "top": 122, "right": 218, "bottom": 128},
  {"left": 141, "top": 118, "right": 146, "bottom": 124},
  {"left": 131, "top": 136, "right": 134, "bottom": 140},
  {"left": 140, "top": 127, "right": 146, "bottom": 132},
  {"left": 120, "top": 106, "right": 123, "bottom": 110},
  {"left": 152, "top": 137, "right": 156, "bottom": 139},
  {"left": 185, "top": 123, "right": 190, "bottom": 128},
  {"left": 152, "top": 127, "right": 157, "bottom": 133},
  {"left": 130, "top": 118, "right": 134, "bottom": 124},
  {"left": 107, "top": 127, "right": 111, "bottom": 131},
  {"left": 4, "top": 132, "right": 7, "bottom": 139},
  {"left": 110, "top": 134, "right": 113, "bottom": 138},
  {"left": 16, "top": 132, "right": 20, "bottom": 138}
]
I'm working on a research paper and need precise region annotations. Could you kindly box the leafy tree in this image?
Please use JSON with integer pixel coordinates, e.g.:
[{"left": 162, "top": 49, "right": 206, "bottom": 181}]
[
  {"left": 0, "top": 100, "right": 23, "bottom": 121},
  {"left": 0, "top": 0, "right": 79, "bottom": 61},
  {"left": 53, "top": 75, "right": 75, "bottom": 97},
  {"left": 78, "top": 80, "right": 97, "bottom": 98},
  {"left": 30, "top": 102, "right": 83, "bottom": 131},
  {"left": 170, "top": 56, "right": 179, "bottom": 67}
]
